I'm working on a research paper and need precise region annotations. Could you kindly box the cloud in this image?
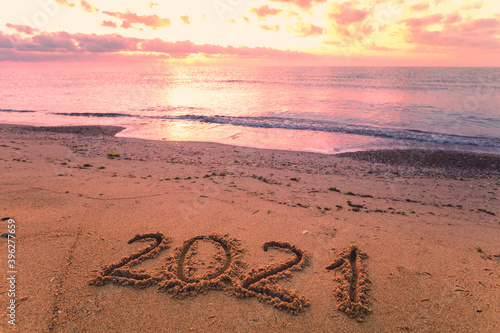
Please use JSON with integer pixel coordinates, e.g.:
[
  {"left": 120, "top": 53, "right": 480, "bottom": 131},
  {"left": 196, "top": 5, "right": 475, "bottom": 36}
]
[
  {"left": 6, "top": 31, "right": 136, "bottom": 53},
  {"left": 180, "top": 15, "right": 190, "bottom": 24},
  {"left": 242, "top": 16, "right": 250, "bottom": 24},
  {"left": 260, "top": 24, "right": 280, "bottom": 32},
  {"left": 101, "top": 21, "right": 118, "bottom": 28},
  {"left": 54, "top": 0, "right": 75, "bottom": 7},
  {"left": 5, "top": 24, "right": 39, "bottom": 35},
  {"left": 140, "top": 39, "right": 196, "bottom": 55},
  {"left": 0, "top": 30, "right": 316, "bottom": 62},
  {"left": 269, "top": 0, "right": 326, "bottom": 11},
  {"left": 149, "top": 2, "right": 159, "bottom": 8},
  {"left": 80, "top": 0, "right": 99, "bottom": 13},
  {"left": 0, "top": 31, "right": 140, "bottom": 53},
  {"left": 250, "top": 5, "right": 283, "bottom": 20},
  {"left": 405, "top": 14, "right": 443, "bottom": 28},
  {"left": 327, "top": 1, "right": 372, "bottom": 41},
  {"left": 290, "top": 22, "right": 324, "bottom": 37},
  {"left": 366, "top": 43, "right": 395, "bottom": 51},
  {"left": 2, "top": 31, "right": 75, "bottom": 52},
  {"left": 444, "top": 14, "right": 461, "bottom": 24},
  {"left": 74, "top": 33, "right": 140, "bottom": 52},
  {"left": 329, "top": 2, "right": 369, "bottom": 25},
  {"left": 404, "top": 16, "right": 500, "bottom": 50},
  {"left": 411, "top": 3, "right": 430, "bottom": 11},
  {"left": 103, "top": 10, "right": 171, "bottom": 30},
  {"left": 30, "top": 32, "right": 79, "bottom": 52},
  {"left": 467, "top": 17, "right": 500, "bottom": 30},
  {"left": 462, "top": 2, "right": 483, "bottom": 10},
  {"left": 0, "top": 32, "right": 15, "bottom": 48},
  {"left": 139, "top": 38, "right": 315, "bottom": 60}
]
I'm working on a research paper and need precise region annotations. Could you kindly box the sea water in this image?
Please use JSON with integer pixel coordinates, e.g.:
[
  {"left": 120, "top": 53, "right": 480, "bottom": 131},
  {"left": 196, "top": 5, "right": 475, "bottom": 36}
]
[{"left": 1, "top": 66, "right": 499, "bottom": 154}]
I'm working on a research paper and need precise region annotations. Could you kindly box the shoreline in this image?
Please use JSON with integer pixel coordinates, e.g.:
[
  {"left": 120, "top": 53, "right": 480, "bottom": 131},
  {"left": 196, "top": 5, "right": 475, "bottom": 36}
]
[
  {"left": 2, "top": 123, "right": 500, "bottom": 176},
  {"left": 1, "top": 123, "right": 499, "bottom": 331}
]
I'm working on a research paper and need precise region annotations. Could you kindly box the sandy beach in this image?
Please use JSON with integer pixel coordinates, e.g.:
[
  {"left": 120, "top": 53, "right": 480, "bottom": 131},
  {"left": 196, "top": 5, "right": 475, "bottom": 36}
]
[{"left": 1, "top": 124, "right": 499, "bottom": 332}]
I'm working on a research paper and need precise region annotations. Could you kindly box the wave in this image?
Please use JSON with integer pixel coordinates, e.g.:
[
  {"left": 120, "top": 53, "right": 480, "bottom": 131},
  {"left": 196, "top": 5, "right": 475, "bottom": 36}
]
[
  {"left": 212, "top": 79, "right": 500, "bottom": 92},
  {"left": 171, "top": 115, "right": 500, "bottom": 147},
  {"left": 52, "top": 112, "right": 135, "bottom": 117},
  {"left": 0, "top": 109, "right": 36, "bottom": 113},
  {"left": 51, "top": 112, "right": 500, "bottom": 148}
]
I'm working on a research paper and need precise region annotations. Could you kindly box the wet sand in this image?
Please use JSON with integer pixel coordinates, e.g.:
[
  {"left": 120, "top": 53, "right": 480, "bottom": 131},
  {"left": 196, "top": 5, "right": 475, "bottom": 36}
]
[{"left": 0, "top": 124, "right": 499, "bottom": 332}]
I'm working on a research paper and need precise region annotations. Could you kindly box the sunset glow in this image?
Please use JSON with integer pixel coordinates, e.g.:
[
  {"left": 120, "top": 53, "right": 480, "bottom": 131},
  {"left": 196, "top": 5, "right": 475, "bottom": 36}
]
[{"left": 1, "top": 0, "right": 499, "bottom": 66}]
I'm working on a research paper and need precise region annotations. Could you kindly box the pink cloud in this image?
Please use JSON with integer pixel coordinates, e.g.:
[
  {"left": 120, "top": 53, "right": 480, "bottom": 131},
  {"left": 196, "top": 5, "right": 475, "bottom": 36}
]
[
  {"left": 292, "top": 23, "right": 324, "bottom": 37},
  {"left": 101, "top": 20, "right": 118, "bottom": 28},
  {"left": 405, "top": 14, "right": 443, "bottom": 28},
  {"left": 140, "top": 39, "right": 196, "bottom": 55},
  {"left": 250, "top": 5, "right": 283, "bottom": 19},
  {"left": 411, "top": 3, "right": 430, "bottom": 11},
  {"left": 180, "top": 15, "right": 190, "bottom": 24},
  {"left": 31, "top": 32, "right": 79, "bottom": 52},
  {"left": 322, "top": 40, "right": 341, "bottom": 46},
  {"left": 2, "top": 31, "right": 76, "bottom": 52},
  {"left": 329, "top": 2, "right": 369, "bottom": 25},
  {"left": 103, "top": 10, "right": 171, "bottom": 30},
  {"left": 0, "top": 32, "right": 15, "bottom": 49},
  {"left": 327, "top": 2, "right": 372, "bottom": 41},
  {"left": 140, "top": 39, "right": 316, "bottom": 60},
  {"left": 462, "top": 2, "right": 483, "bottom": 10},
  {"left": 0, "top": 31, "right": 315, "bottom": 62},
  {"left": 269, "top": 0, "right": 326, "bottom": 10},
  {"left": 366, "top": 44, "right": 395, "bottom": 51},
  {"left": 405, "top": 16, "right": 500, "bottom": 50},
  {"left": 80, "top": 0, "right": 99, "bottom": 13},
  {"left": 1, "top": 31, "right": 138, "bottom": 53},
  {"left": 242, "top": 16, "right": 250, "bottom": 24},
  {"left": 54, "top": 0, "right": 75, "bottom": 7},
  {"left": 5, "top": 24, "right": 39, "bottom": 35},
  {"left": 260, "top": 24, "right": 280, "bottom": 32},
  {"left": 444, "top": 14, "right": 461, "bottom": 24},
  {"left": 467, "top": 18, "right": 500, "bottom": 30},
  {"left": 74, "top": 33, "right": 140, "bottom": 52}
]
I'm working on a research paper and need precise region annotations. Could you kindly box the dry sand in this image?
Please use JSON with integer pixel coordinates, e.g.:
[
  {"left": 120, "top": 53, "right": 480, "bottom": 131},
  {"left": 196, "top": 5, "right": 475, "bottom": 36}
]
[{"left": 0, "top": 124, "right": 499, "bottom": 332}]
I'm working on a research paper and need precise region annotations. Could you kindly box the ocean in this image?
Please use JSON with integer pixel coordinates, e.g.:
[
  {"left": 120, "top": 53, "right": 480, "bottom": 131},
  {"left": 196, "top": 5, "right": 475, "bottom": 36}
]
[{"left": 1, "top": 66, "right": 499, "bottom": 154}]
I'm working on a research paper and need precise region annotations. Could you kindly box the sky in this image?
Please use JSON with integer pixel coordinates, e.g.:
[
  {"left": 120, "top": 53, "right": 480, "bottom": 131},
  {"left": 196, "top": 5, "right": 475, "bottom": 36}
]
[{"left": 0, "top": 0, "right": 499, "bottom": 66}]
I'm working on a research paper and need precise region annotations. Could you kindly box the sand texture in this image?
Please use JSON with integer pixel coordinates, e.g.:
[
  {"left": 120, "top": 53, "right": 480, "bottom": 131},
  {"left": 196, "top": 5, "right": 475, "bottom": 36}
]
[
  {"left": 326, "top": 245, "right": 371, "bottom": 321},
  {"left": 0, "top": 124, "right": 499, "bottom": 332}
]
